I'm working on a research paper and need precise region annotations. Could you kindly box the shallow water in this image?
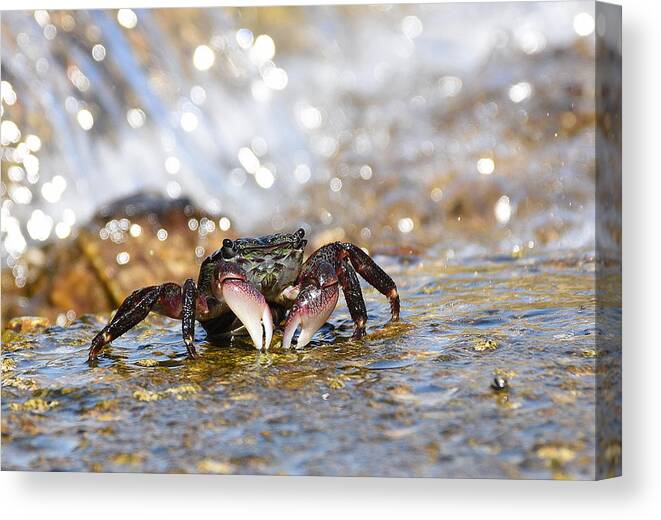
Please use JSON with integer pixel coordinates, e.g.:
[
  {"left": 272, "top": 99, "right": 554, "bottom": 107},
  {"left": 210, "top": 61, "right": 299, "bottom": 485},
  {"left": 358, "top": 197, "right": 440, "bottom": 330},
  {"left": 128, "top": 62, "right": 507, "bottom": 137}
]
[{"left": 2, "top": 250, "right": 611, "bottom": 479}]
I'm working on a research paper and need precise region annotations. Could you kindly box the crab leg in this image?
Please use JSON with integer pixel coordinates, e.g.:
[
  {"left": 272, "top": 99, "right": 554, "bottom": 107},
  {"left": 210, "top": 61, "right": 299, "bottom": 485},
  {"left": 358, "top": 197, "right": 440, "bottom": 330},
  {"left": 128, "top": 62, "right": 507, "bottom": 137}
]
[
  {"left": 337, "top": 259, "right": 368, "bottom": 339},
  {"left": 342, "top": 243, "right": 400, "bottom": 321},
  {"left": 88, "top": 282, "right": 186, "bottom": 362},
  {"left": 181, "top": 278, "right": 198, "bottom": 358},
  {"left": 88, "top": 286, "right": 162, "bottom": 362},
  {"left": 214, "top": 261, "right": 273, "bottom": 351},
  {"left": 282, "top": 261, "right": 339, "bottom": 349}
]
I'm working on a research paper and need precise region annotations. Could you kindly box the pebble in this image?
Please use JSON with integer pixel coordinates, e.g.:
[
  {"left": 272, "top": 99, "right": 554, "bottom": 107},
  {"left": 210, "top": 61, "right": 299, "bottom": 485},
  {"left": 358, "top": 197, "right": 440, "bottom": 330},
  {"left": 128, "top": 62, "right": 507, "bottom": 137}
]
[{"left": 491, "top": 376, "right": 508, "bottom": 392}]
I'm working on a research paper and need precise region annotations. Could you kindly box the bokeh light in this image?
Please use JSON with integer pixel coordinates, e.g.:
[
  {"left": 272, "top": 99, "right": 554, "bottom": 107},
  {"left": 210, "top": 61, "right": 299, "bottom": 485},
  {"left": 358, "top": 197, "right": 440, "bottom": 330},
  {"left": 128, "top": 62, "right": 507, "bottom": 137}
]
[{"left": 0, "top": 2, "right": 614, "bottom": 298}]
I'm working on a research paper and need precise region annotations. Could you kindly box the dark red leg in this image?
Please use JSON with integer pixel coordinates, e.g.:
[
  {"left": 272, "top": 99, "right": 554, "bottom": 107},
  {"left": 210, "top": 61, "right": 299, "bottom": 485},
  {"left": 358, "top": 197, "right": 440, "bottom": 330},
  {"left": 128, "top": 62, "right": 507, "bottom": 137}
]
[
  {"left": 341, "top": 243, "right": 400, "bottom": 321},
  {"left": 337, "top": 259, "right": 368, "bottom": 338},
  {"left": 88, "top": 282, "right": 189, "bottom": 362},
  {"left": 286, "top": 242, "right": 399, "bottom": 347},
  {"left": 181, "top": 278, "right": 198, "bottom": 358}
]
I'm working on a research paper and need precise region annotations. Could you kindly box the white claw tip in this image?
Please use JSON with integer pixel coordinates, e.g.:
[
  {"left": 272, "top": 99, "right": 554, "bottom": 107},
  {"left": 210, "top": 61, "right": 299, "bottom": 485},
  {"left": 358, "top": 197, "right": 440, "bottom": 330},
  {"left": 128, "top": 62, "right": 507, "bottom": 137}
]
[{"left": 262, "top": 306, "right": 273, "bottom": 351}]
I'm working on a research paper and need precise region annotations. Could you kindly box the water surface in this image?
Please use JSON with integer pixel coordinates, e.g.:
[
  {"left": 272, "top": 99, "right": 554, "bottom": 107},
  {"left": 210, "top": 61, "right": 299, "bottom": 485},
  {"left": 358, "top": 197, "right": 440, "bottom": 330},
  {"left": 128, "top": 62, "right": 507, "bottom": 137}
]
[{"left": 2, "top": 250, "right": 609, "bottom": 479}]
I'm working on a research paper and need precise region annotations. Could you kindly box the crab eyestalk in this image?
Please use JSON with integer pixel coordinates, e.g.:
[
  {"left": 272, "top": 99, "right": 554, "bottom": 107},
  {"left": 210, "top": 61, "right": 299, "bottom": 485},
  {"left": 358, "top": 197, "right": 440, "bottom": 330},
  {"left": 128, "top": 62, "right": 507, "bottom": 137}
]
[
  {"left": 216, "top": 263, "right": 273, "bottom": 351},
  {"left": 282, "top": 263, "right": 339, "bottom": 349}
]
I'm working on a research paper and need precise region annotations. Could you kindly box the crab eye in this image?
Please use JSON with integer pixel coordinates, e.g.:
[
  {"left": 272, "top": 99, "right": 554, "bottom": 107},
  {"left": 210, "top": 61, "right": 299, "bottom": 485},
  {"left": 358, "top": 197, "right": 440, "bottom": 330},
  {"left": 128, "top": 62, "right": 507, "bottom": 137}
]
[
  {"left": 295, "top": 228, "right": 305, "bottom": 238},
  {"left": 221, "top": 238, "right": 236, "bottom": 259}
]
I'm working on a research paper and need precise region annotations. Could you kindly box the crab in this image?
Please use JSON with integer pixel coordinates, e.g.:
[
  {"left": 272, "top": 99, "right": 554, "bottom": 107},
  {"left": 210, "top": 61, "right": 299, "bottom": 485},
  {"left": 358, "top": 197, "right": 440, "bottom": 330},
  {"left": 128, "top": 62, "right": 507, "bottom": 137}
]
[{"left": 87, "top": 228, "right": 400, "bottom": 362}]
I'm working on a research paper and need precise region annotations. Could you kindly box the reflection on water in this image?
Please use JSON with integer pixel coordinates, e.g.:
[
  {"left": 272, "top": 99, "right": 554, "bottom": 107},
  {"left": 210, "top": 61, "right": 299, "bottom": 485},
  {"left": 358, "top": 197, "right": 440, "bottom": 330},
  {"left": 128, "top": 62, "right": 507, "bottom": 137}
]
[{"left": 1, "top": 252, "right": 621, "bottom": 478}]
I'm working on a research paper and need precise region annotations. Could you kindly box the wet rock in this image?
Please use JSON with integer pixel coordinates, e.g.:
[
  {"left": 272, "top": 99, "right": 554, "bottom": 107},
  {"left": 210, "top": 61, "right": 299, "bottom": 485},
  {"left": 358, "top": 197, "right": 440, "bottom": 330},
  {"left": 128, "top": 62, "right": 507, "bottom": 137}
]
[
  {"left": 2, "top": 376, "right": 39, "bottom": 391},
  {"left": 132, "top": 389, "right": 161, "bottom": 402},
  {"left": 2, "top": 193, "right": 235, "bottom": 323},
  {"left": 9, "top": 398, "right": 59, "bottom": 413},
  {"left": 5, "top": 316, "right": 50, "bottom": 333},
  {"left": 473, "top": 338, "right": 498, "bottom": 352},
  {"left": 135, "top": 359, "right": 160, "bottom": 367},
  {"left": 1, "top": 358, "right": 17, "bottom": 372}
]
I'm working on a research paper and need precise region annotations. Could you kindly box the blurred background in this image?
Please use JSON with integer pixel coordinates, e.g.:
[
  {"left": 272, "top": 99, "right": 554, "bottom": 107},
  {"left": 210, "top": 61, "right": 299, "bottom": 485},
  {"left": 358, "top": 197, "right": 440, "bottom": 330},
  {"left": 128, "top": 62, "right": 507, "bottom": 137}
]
[
  {"left": 1, "top": 3, "right": 609, "bottom": 322},
  {"left": 0, "top": 2, "right": 623, "bottom": 479}
]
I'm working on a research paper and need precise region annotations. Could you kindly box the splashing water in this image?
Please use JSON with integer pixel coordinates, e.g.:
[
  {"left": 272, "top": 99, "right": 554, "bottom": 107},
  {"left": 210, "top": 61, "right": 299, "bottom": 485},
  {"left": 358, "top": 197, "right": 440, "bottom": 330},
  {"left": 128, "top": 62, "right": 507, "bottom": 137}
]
[{"left": 2, "top": 3, "right": 599, "bottom": 273}]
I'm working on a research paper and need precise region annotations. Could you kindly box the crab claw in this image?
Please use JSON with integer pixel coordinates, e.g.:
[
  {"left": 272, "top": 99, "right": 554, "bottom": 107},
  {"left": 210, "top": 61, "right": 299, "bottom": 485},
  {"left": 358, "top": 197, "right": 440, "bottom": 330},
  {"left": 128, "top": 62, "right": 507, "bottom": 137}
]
[
  {"left": 282, "top": 263, "right": 339, "bottom": 349},
  {"left": 221, "top": 279, "right": 273, "bottom": 351}
]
